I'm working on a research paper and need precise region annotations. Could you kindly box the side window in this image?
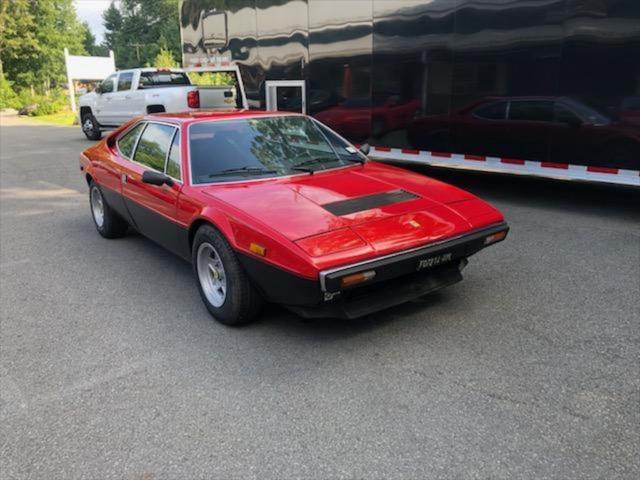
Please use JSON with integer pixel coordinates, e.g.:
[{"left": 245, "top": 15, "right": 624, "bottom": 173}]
[
  {"left": 100, "top": 74, "right": 116, "bottom": 93},
  {"left": 166, "top": 130, "right": 182, "bottom": 180},
  {"left": 554, "top": 104, "right": 581, "bottom": 124},
  {"left": 133, "top": 123, "right": 175, "bottom": 172},
  {"left": 473, "top": 101, "right": 507, "bottom": 120},
  {"left": 117, "top": 72, "right": 133, "bottom": 91},
  {"left": 117, "top": 123, "right": 145, "bottom": 159},
  {"left": 509, "top": 101, "right": 553, "bottom": 122}
]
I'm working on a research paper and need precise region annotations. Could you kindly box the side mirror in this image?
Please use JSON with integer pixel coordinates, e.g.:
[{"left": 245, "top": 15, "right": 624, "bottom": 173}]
[
  {"left": 142, "top": 170, "right": 174, "bottom": 187},
  {"left": 359, "top": 143, "right": 370, "bottom": 155},
  {"left": 95, "top": 84, "right": 102, "bottom": 94}
]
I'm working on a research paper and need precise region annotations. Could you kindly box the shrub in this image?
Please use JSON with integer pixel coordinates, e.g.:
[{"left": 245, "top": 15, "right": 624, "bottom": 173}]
[
  {"left": 0, "top": 76, "right": 20, "bottom": 110},
  {"left": 9, "top": 88, "right": 69, "bottom": 116},
  {"left": 188, "top": 72, "right": 235, "bottom": 86}
]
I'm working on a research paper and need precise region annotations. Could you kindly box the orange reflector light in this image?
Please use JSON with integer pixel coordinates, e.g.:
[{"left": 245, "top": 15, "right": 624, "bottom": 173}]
[
  {"left": 249, "top": 242, "right": 267, "bottom": 256},
  {"left": 340, "top": 270, "right": 376, "bottom": 288},
  {"left": 484, "top": 230, "right": 508, "bottom": 245}
]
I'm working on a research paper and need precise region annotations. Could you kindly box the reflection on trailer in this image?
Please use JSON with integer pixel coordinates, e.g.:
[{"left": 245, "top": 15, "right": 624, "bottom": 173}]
[{"left": 179, "top": 0, "right": 640, "bottom": 186}]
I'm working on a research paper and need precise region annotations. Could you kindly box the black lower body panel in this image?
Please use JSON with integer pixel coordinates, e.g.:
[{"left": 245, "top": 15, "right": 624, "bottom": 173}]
[
  {"left": 239, "top": 222, "right": 508, "bottom": 320},
  {"left": 285, "top": 261, "right": 465, "bottom": 319},
  {"left": 237, "top": 253, "right": 322, "bottom": 306}
]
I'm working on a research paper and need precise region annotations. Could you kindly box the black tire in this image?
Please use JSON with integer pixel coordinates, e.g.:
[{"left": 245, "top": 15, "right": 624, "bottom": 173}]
[
  {"left": 192, "top": 225, "right": 263, "bottom": 325},
  {"left": 81, "top": 112, "right": 102, "bottom": 141},
  {"left": 89, "top": 181, "right": 128, "bottom": 238}
]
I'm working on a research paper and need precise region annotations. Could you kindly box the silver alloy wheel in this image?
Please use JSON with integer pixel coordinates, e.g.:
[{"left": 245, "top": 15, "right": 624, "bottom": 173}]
[
  {"left": 90, "top": 186, "right": 105, "bottom": 228},
  {"left": 197, "top": 242, "right": 227, "bottom": 307},
  {"left": 83, "top": 117, "right": 94, "bottom": 133}
]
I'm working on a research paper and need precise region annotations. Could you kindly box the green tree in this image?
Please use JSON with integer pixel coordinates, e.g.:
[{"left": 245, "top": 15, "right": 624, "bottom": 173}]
[
  {"left": 153, "top": 47, "right": 178, "bottom": 68},
  {"left": 82, "top": 21, "right": 109, "bottom": 57},
  {"left": 0, "top": 0, "right": 86, "bottom": 93},
  {"left": 103, "top": 1, "right": 123, "bottom": 51},
  {"left": 0, "top": 0, "right": 38, "bottom": 81},
  {"left": 103, "top": 0, "right": 182, "bottom": 69}
]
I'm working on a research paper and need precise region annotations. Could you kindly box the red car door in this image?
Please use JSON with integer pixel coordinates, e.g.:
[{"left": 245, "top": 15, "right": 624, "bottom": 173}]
[
  {"left": 504, "top": 100, "right": 553, "bottom": 162},
  {"left": 119, "top": 121, "right": 186, "bottom": 256},
  {"left": 94, "top": 123, "right": 146, "bottom": 225}
]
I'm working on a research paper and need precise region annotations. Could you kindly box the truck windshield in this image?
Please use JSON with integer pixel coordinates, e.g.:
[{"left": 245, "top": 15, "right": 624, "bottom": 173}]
[
  {"left": 189, "top": 116, "right": 363, "bottom": 184},
  {"left": 139, "top": 71, "right": 190, "bottom": 88}
]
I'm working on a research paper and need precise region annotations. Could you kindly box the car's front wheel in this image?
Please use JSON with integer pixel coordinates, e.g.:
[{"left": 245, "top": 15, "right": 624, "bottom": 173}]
[
  {"left": 81, "top": 112, "right": 102, "bottom": 141},
  {"left": 192, "top": 225, "right": 263, "bottom": 325},
  {"left": 89, "top": 181, "right": 128, "bottom": 238}
]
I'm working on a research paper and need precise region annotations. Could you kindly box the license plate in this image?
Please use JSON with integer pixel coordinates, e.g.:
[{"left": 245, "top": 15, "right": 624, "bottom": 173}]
[{"left": 417, "top": 252, "right": 452, "bottom": 271}]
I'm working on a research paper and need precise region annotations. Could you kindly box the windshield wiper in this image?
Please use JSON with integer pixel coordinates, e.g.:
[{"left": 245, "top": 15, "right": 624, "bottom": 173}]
[
  {"left": 291, "top": 166, "right": 315, "bottom": 174},
  {"left": 208, "top": 166, "right": 277, "bottom": 178},
  {"left": 290, "top": 157, "right": 338, "bottom": 175}
]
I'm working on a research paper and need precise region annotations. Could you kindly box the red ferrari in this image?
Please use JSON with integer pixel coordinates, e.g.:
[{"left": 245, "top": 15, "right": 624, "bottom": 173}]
[{"left": 80, "top": 110, "right": 508, "bottom": 324}]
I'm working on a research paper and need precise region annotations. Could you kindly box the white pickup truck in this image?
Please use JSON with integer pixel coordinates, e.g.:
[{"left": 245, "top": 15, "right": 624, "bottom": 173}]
[{"left": 78, "top": 67, "right": 246, "bottom": 140}]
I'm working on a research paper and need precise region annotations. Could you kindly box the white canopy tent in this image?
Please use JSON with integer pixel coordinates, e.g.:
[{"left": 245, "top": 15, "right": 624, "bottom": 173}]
[{"left": 64, "top": 48, "right": 115, "bottom": 113}]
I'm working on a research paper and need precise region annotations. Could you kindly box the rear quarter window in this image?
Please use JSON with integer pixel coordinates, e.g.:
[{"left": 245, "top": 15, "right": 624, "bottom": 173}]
[
  {"left": 117, "top": 123, "right": 145, "bottom": 159},
  {"left": 133, "top": 123, "right": 176, "bottom": 172}
]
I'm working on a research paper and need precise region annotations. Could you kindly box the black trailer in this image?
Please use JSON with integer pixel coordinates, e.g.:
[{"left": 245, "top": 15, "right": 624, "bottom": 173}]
[{"left": 179, "top": 0, "right": 640, "bottom": 186}]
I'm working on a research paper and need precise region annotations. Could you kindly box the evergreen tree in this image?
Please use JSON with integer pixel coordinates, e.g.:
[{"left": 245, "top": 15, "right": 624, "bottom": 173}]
[{"left": 102, "top": 0, "right": 182, "bottom": 69}]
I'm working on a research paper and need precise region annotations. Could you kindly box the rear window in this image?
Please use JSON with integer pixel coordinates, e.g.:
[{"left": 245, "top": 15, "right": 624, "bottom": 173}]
[{"left": 139, "top": 71, "right": 190, "bottom": 88}]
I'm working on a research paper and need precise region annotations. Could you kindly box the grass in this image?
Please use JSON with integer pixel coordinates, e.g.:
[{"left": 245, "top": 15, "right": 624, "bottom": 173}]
[{"left": 29, "top": 111, "right": 77, "bottom": 126}]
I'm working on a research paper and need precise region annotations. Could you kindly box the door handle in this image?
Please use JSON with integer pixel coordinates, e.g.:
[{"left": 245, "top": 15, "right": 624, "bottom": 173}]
[
  {"left": 125, "top": 95, "right": 131, "bottom": 99},
  {"left": 121, "top": 173, "right": 128, "bottom": 184}
]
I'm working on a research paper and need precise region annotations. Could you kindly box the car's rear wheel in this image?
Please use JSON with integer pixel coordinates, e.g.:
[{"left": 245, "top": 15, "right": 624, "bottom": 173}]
[
  {"left": 82, "top": 112, "right": 102, "bottom": 141},
  {"left": 192, "top": 225, "right": 263, "bottom": 325},
  {"left": 89, "top": 181, "right": 128, "bottom": 238}
]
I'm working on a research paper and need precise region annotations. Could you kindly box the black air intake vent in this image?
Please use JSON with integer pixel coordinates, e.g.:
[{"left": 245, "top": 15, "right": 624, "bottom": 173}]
[{"left": 322, "top": 189, "right": 419, "bottom": 216}]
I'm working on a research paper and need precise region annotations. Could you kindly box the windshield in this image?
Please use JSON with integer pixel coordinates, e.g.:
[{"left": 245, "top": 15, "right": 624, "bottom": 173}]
[
  {"left": 189, "top": 116, "right": 363, "bottom": 184},
  {"left": 562, "top": 98, "right": 611, "bottom": 125}
]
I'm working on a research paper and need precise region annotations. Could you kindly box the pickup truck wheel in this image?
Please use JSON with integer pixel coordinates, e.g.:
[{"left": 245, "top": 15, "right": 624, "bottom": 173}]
[
  {"left": 82, "top": 113, "right": 102, "bottom": 141},
  {"left": 193, "top": 225, "right": 263, "bottom": 325},
  {"left": 89, "top": 181, "right": 128, "bottom": 238}
]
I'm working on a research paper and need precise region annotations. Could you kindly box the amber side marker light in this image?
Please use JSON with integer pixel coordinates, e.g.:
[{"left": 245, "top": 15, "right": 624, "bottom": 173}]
[
  {"left": 340, "top": 270, "right": 376, "bottom": 288},
  {"left": 484, "top": 230, "right": 508, "bottom": 245},
  {"left": 249, "top": 242, "right": 267, "bottom": 256}
]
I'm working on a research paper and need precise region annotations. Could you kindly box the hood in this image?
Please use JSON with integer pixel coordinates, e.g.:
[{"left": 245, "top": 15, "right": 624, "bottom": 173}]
[{"left": 202, "top": 163, "right": 503, "bottom": 256}]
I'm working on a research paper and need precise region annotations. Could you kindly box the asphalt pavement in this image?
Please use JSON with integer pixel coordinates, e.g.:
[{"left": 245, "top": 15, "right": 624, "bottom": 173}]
[{"left": 1, "top": 118, "right": 639, "bottom": 479}]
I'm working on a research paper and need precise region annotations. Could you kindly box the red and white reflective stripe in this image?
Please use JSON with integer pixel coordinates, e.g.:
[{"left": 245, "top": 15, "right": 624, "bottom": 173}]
[{"left": 366, "top": 146, "right": 640, "bottom": 187}]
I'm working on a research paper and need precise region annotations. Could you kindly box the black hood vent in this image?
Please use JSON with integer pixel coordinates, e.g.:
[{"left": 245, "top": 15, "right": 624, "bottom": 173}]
[{"left": 321, "top": 189, "right": 419, "bottom": 216}]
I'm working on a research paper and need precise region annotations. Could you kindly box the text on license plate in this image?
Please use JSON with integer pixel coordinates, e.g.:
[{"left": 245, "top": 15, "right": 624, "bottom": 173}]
[{"left": 417, "top": 252, "right": 452, "bottom": 271}]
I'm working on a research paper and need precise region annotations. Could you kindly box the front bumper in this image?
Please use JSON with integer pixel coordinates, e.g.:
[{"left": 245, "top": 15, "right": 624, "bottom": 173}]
[
  {"left": 287, "top": 260, "right": 467, "bottom": 319},
  {"left": 238, "top": 222, "right": 509, "bottom": 319}
]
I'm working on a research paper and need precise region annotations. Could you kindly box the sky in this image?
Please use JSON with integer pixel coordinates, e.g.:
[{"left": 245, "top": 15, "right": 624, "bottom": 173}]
[{"left": 74, "top": 0, "right": 117, "bottom": 43}]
